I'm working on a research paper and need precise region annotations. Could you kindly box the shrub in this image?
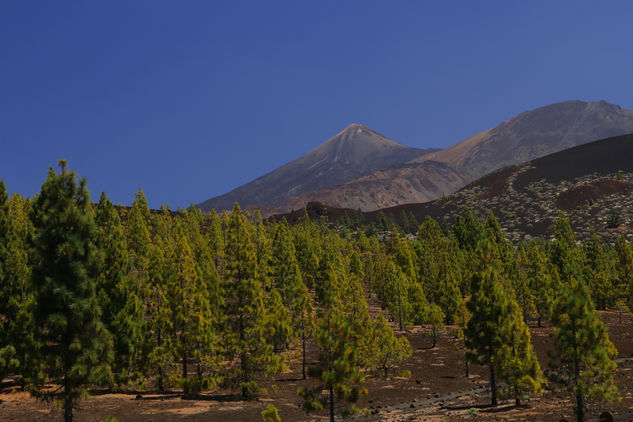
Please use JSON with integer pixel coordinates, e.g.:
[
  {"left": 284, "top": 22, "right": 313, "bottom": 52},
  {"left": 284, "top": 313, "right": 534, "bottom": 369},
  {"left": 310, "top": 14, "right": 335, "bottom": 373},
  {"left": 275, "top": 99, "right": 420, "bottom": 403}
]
[
  {"left": 261, "top": 404, "right": 281, "bottom": 422},
  {"left": 607, "top": 207, "right": 621, "bottom": 228}
]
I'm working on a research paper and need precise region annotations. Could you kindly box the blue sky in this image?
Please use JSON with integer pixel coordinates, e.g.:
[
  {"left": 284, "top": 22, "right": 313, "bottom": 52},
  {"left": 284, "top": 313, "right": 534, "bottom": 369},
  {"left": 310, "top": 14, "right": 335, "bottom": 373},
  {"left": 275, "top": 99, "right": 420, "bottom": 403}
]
[{"left": 1, "top": 1, "right": 633, "bottom": 208}]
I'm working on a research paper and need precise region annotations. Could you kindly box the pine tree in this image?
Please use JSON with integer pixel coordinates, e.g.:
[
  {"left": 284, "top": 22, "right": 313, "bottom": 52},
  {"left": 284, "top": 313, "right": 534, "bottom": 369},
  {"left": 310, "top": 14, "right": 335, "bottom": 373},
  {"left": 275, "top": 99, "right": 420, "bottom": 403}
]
[
  {"left": 415, "top": 217, "right": 462, "bottom": 323},
  {"left": 614, "top": 235, "right": 633, "bottom": 322},
  {"left": 181, "top": 206, "right": 222, "bottom": 376},
  {"left": 206, "top": 210, "right": 225, "bottom": 272},
  {"left": 125, "top": 190, "right": 153, "bottom": 380},
  {"left": 497, "top": 299, "right": 545, "bottom": 406},
  {"left": 262, "top": 287, "right": 292, "bottom": 354},
  {"left": 584, "top": 231, "right": 615, "bottom": 309},
  {"left": 425, "top": 303, "right": 445, "bottom": 349},
  {"left": 359, "top": 313, "right": 411, "bottom": 377},
  {"left": 95, "top": 192, "right": 142, "bottom": 384},
  {"left": 548, "top": 215, "right": 584, "bottom": 283},
  {"left": 512, "top": 246, "right": 536, "bottom": 322},
  {"left": 465, "top": 241, "right": 515, "bottom": 406},
  {"left": 454, "top": 298, "right": 471, "bottom": 378},
  {"left": 526, "top": 242, "right": 559, "bottom": 327},
  {"left": 223, "top": 204, "right": 283, "bottom": 399},
  {"left": 0, "top": 181, "right": 21, "bottom": 381},
  {"left": 2, "top": 193, "right": 35, "bottom": 387},
  {"left": 144, "top": 232, "right": 175, "bottom": 392},
  {"left": 298, "top": 282, "right": 367, "bottom": 422},
  {"left": 381, "top": 258, "right": 413, "bottom": 330},
  {"left": 549, "top": 278, "right": 619, "bottom": 422},
  {"left": 30, "top": 168, "right": 112, "bottom": 422},
  {"left": 170, "top": 228, "right": 215, "bottom": 383}
]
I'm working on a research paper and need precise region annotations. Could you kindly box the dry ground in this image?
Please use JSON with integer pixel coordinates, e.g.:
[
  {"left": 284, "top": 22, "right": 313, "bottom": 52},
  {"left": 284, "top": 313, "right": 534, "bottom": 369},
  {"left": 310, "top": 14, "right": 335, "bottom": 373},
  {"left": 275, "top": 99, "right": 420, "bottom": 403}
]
[{"left": 2, "top": 311, "right": 632, "bottom": 421}]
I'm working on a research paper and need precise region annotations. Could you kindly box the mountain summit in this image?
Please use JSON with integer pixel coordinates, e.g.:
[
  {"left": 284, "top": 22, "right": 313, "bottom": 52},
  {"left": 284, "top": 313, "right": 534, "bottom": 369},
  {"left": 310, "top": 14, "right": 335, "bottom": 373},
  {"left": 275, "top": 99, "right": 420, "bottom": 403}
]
[{"left": 197, "top": 124, "right": 435, "bottom": 212}]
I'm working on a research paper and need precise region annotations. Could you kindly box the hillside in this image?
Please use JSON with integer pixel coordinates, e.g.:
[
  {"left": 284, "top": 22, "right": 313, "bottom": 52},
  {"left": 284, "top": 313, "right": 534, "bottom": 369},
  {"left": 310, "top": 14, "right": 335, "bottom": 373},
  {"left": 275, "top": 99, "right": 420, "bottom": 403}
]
[
  {"left": 197, "top": 124, "right": 435, "bottom": 211},
  {"left": 282, "top": 160, "right": 466, "bottom": 212},
  {"left": 413, "top": 100, "right": 633, "bottom": 181},
  {"left": 375, "top": 133, "right": 633, "bottom": 243}
]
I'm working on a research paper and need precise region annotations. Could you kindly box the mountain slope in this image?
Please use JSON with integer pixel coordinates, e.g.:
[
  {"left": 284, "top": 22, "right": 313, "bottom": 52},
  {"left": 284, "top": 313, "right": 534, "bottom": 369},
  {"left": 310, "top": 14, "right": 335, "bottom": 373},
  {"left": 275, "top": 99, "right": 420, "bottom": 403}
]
[
  {"left": 283, "top": 160, "right": 467, "bottom": 212},
  {"left": 197, "top": 124, "right": 436, "bottom": 211},
  {"left": 413, "top": 100, "right": 633, "bottom": 180},
  {"left": 375, "top": 133, "right": 633, "bottom": 243}
]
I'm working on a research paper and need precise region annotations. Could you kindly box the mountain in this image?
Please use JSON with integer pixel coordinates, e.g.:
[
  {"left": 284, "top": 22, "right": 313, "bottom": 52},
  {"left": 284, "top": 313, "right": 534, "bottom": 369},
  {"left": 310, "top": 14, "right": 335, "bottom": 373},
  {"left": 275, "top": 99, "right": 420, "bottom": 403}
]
[
  {"left": 273, "top": 133, "right": 633, "bottom": 244},
  {"left": 282, "top": 160, "right": 467, "bottom": 211},
  {"left": 371, "top": 133, "right": 633, "bottom": 243},
  {"left": 413, "top": 100, "right": 633, "bottom": 180},
  {"left": 285, "top": 100, "right": 633, "bottom": 212},
  {"left": 197, "top": 124, "right": 436, "bottom": 211}
]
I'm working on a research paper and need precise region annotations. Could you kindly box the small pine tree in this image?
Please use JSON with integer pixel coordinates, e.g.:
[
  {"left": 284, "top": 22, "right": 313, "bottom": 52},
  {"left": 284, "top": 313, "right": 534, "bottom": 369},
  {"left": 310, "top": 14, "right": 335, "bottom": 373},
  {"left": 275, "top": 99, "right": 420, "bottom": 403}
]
[
  {"left": 30, "top": 168, "right": 113, "bottom": 422},
  {"left": 425, "top": 303, "right": 445, "bottom": 349},
  {"left": 584, "top": 231, "right": 616, "bottom": 309},
  {"left": 454, "top": 298, "right": 471, "bottom": 378},
  {"left": 359, "top": 313, "right": 411, "bottom": 377},
  {"left": 261, "top": 403, "right": 281, "bottom": 422},
  {"left": 497, "top": 300, "right": 545, "bottom": 406},
  {"left": 298, "top": 284, "right": 367, "bottom": 422},
  {"left": 549, "top": 278, "right": 619, "bottom": 422}
]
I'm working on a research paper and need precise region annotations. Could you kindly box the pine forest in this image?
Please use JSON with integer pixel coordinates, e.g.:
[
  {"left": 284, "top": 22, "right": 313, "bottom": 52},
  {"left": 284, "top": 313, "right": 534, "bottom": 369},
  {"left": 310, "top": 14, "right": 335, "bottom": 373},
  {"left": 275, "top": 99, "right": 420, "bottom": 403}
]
[{"left": 1, "top": 166, "right": 631, "bottom": 422}]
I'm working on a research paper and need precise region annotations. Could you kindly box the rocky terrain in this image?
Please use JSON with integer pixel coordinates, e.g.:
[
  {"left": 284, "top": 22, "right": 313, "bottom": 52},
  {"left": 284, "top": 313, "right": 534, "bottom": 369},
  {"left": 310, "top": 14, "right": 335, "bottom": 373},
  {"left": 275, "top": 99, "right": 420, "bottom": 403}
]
[{"left": 374, "top": 133, "right": 633, "bottom": 243}]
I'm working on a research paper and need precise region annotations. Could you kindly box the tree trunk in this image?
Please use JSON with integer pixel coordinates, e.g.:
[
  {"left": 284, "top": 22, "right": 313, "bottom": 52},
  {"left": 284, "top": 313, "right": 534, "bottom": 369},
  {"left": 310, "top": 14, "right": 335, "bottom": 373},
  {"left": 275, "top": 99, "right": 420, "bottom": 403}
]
[
  {"left": 158, "top": 367, "right": 164, "bottom": 392},
  {"left": 302, "top": 331, "right": 307, "bottom": 380},
  {"left": 515, "top": 384, "right": 520, "bottom": 406},
  {"left": 537, "top": 316, "right": 542, "bottom": 328},
  {"left": 576, "top": 391, "right": 584, "bottom": 422},
  {"left": 63, "top": 378, "right": 73, "bottom": 422},
  {"left": 157, "top": 329, "right": 164, "bottom": 392},
  {"left": 182, "top": 349, "right": 187, "bottom": 380},
  {"left": 432, "top": 327, "right": 437, "bottom": 348},
  {"left": 64, "top": 397, "right": 73, "bottom": 422},
  {"left": 329, "top": 384, "right": 335, "bottom": 422},
  {"left": 464, "top": 352, "right": 469, "bottom": 378},
  {"left": 241, "top": 351, "right": 249, "bottom": 400},
  {"left": 490, "top": 363, "right": 498, "bottom": 406}
]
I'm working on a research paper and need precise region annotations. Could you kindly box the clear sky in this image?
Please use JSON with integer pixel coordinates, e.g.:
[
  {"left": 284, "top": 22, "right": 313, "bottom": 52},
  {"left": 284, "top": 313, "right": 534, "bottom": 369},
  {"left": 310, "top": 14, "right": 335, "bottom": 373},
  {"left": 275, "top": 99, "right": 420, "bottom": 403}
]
[{"left": 2, "top": 1, "right": 633, "bottom": 208}]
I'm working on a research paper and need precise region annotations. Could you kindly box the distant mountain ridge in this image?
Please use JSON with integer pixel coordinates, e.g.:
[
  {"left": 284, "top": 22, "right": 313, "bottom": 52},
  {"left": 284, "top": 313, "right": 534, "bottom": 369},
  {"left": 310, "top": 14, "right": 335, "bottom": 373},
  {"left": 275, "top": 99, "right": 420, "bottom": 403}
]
[
  {"left": 197, "top": 100, "right": 633, "bottom": 214},
  {"left": 413, "top": 100, "right": 633, "bottom": 181},
  {"left": 197, "top": 124, "right": 436, "bottom": 211}
]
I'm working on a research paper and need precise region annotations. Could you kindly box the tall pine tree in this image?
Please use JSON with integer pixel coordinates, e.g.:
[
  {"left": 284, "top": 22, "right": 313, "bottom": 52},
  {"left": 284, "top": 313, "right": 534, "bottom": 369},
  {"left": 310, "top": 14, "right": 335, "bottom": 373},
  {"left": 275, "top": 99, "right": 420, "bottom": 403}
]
[
  {"left": 30, "top": 168, "right": 112, "bottom": 422},
  {"left": 223, "top": 204, "right": 283, "bottom": 399},
  {"left": 95, "top": 192, "right": 142, "bottom": 384}
]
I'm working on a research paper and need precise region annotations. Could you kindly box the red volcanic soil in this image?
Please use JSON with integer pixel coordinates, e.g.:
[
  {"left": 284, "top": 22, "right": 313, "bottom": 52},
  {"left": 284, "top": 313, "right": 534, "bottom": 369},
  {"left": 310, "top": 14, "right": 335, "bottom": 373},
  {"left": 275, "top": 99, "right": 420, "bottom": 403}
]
[
  {"left": 2, "top": 310, "right": 633, "bottom": 421},
  {"left": 556, "top": 179, "right": 633, "bottom": 210}
]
